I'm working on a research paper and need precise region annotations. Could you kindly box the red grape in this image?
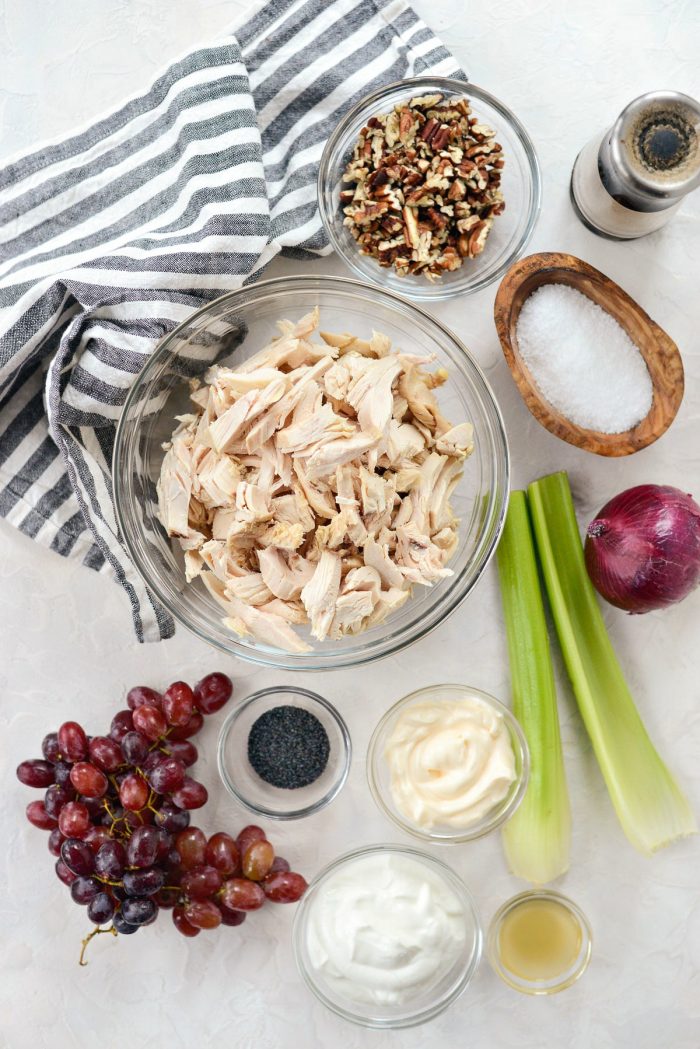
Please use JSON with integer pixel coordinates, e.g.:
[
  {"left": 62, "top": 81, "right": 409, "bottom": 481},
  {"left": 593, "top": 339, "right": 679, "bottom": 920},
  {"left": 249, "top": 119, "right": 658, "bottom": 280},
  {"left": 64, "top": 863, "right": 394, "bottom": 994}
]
[
  {"left": 70, "top": 762, "right": 108, "bottom": 798},
  {"left": 236, "top": 825, "right": 266, "bottom": 857},
  {"left": 126, "top": 826, "right": 159, "bottom": 869},
  {"left": 126, "top": 686, "right": 163, "bottom": 711},
  {"left": 83, "top": 825, "right": 112, "bottom": 852},
  {"left": 58, "top": 721, "right": 88, "bottom": 762},
  {"left": 205, "top": 833, "right": 240, "bottom": 877},
  {"left": 110, "top": 709, "right": 134, "bottom": 743},
  {"left": 219, "top": 904, "right": 247, "bottom": 927},
  {"left": 58, "top": 801, "right": 90, "bottom": 838},
  {"left": 88, "top": 736, "right": 123, "bottom": 773},
  {"left": 155, "top": 801, "right": 190, "bottom": 834},
  {"left": 173, "top": 905, "right": 200, "bottom": 937},
  {"left": 141, "top": 750, "right": 162, "bottom": 774},
  {"left": 147, "top": 757, "right": 185, "bottom": 794},
  {"left": 175, "top": 828, "right": 207, "bottom": 870},
  {"left": 242, "top": 840, "right": 275, "bottom": 881},
  {"left": 194, "top": 672, "right": 233, "bottom": 715},
  {"left": 123, "top": 867, "right": 165, "bottom": 897},
  {"left": 269, "top": 856, "right": 290, "bottom": 874},
  {"left": 17, "top": 759, "right": 55, "bottom": 788},
  {"left": 162, "top": 682, "right": 195, "bottom": 727},
  {"left": 48, "top": 828, "right": 65, "bottom": 856},
  {"left": 119, "top": 773, "right": 149, "bottom": 811},
  {"left": 219, "top": 878, "right": 265, "bottom": 912},
  {"left": 168, "top": 711, "right": 204, "bottom": 740},
  {"left": 121, "top": 897, "right": 158, "bottom": 926},
  {"left": 262, "top": 871, "right": 308, "bottom": 903},
  {"left": 42, "top": 732, "right": 61, "bottom": 763},
  {"left": 132, "top": 705, "right": 167, "bottom": 742},
  {"left": 44, "top": 783, "right": 75, "bottom": 817},
  {"left": 53, "top": 761, "right": 72, "bottom": 786},
  {"left": 163, "top": 739, "right": 198, "bottom": 767},
  {"left": 95, "top": 840, "right": 126, "bottom": 879},
  {"left": 120, "top": 731, "right": 150, "bottom": 766},
  {"left": 154, "top": 828, "right": 173, "bottom": 862},
  {"left": 163, "top": 848, "right": 182, "bottom": 876},
  {"left": 55, "top": 858, "right": 77, "bottom": 886},
  {"left": 80, "top": 795, "right": 106, "bottom": 819},
  {"left": 113, "top": 910, "right": 139, "bottom": 935},
  {"left": 171, "top": 778, "right": 207, "bottom": 810},
  {"left": 61, "top": 838, "right": 95, "bottom": 876},
  {"left": 184, "top": 899, "right": 221, "bottom": 930},
  {"left": 26, "top": 800, "right": 58, "bottom": 830},
  {"left": 71, "top": 876, "right": 101, "bottom": 905},
  {"left": 180, "top": 865, "right": 222, "bottom": 900},
  {"left": 88, "top": 892, "right": 115, "bottom": 924},
  {"left": 155, "top": 888, "right": 180, "bottom": 909}
]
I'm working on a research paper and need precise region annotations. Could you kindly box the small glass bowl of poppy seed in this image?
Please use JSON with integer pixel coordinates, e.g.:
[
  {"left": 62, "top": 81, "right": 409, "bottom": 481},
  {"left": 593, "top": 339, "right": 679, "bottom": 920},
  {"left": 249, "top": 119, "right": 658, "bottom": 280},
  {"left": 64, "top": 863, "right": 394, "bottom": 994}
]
[{"left": 217, "top": 687, "right": 352, "bottom": 820}]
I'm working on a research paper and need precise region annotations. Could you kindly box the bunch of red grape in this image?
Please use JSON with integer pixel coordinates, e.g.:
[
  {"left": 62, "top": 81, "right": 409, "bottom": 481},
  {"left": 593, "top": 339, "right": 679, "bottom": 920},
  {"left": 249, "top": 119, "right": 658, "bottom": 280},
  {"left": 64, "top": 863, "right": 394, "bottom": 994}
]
[{"left": 16, "top": 672, "right": 308, "bottom": 957}]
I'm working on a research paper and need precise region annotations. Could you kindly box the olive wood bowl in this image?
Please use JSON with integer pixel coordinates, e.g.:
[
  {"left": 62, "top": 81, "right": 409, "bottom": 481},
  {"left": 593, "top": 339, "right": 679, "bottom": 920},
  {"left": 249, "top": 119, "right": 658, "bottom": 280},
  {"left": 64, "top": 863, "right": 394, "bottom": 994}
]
[{"left": 493, "top": 252, "right": 684, "bottom": 456}]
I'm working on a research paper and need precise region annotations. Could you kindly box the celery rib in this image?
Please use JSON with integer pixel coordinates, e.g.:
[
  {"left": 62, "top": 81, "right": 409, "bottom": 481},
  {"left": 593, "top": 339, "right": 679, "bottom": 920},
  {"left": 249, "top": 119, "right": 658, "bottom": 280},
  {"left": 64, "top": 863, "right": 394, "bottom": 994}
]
[
  {"left": 497, "top": 491, "right": 571, "bottom": 884},
  {"left": 528, "top": 471, "right": 696, "bottom": 855}
]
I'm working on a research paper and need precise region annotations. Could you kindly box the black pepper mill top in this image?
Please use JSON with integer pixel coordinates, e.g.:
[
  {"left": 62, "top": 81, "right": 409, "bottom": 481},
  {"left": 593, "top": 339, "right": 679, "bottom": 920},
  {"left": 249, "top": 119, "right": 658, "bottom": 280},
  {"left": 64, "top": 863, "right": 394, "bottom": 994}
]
[{"left": 598, "top": 90, "right": 700, "bottom": 213}]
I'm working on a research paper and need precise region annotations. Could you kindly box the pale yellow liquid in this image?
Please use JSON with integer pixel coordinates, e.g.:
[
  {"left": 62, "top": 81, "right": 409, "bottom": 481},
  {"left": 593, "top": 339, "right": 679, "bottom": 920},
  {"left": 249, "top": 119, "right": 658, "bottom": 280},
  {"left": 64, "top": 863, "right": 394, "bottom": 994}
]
[{"left": 497, "top": 898, "right": 582, "bottom": 982}]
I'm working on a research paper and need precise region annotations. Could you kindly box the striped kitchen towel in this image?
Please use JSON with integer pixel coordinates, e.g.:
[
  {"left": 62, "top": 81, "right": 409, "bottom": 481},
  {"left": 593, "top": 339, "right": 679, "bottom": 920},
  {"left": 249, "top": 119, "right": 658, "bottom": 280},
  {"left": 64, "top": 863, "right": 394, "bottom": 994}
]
[{"left": 0, "top": 0, "right": 462, "bottom": 641}]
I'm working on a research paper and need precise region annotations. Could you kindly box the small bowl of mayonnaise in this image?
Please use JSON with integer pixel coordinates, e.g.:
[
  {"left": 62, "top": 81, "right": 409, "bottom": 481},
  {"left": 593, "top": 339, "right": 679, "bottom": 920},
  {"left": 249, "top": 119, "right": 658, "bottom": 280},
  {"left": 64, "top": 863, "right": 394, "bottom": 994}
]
[
  {"left": 367, "top": 683, "right": 529, "bottom": 844},
  {"left": 293, "top": 844, "right": 483, "bottom": 1028}
]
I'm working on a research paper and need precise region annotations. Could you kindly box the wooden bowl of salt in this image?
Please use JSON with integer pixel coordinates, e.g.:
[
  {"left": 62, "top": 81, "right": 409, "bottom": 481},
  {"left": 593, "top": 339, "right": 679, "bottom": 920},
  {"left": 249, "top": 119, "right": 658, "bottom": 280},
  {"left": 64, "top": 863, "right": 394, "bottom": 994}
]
[{"left": 493, "top": 252, "right": 684, "bottom": 456}]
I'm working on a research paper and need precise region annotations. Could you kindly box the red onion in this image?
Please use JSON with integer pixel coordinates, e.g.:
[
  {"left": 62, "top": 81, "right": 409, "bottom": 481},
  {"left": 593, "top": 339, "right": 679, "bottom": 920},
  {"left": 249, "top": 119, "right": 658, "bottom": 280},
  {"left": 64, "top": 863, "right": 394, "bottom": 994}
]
[{"left": 584, "top": 484, "right": 700, "bottom": 614}]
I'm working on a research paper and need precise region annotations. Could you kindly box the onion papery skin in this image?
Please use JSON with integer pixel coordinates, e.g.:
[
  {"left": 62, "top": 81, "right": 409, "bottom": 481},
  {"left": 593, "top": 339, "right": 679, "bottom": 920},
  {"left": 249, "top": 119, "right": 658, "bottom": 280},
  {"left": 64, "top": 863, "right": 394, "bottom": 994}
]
[{"left": 585, "top": 484, "right": 700, "bottom": 614}]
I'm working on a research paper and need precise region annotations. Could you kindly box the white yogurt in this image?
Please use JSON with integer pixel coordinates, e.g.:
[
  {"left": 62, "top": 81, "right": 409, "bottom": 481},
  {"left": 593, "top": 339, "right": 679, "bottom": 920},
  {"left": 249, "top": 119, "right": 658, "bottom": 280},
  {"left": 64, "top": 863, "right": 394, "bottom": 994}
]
[{"left": 304, "top": 852, "right": 468, "bottom": 1006}]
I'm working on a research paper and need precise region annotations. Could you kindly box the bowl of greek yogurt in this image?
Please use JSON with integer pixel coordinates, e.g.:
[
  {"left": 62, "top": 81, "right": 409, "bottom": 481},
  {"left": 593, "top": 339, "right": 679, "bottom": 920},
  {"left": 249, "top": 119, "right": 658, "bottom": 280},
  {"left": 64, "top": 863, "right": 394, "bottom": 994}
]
[
  {"left": 293, "top": 844, "right": 482, "bottom": 1028},
  {"left": 367, "top": 683, "right": 529, "bottom": 843}
]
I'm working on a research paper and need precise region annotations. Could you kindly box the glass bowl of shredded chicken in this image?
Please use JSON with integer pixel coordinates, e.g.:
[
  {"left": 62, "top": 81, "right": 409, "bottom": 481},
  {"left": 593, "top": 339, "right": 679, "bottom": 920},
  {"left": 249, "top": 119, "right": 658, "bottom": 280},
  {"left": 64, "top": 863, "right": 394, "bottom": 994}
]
[{"left": 113, "top": 275, "right": 509, "bottom": 670}]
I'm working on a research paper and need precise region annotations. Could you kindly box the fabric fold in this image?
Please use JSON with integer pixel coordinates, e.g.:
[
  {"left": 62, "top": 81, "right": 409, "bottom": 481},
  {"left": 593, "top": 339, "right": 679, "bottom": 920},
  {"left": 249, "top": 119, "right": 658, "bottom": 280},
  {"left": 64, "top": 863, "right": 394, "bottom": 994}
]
[{"left": 0, "top": 0, "right": 463, "bottom": 640}]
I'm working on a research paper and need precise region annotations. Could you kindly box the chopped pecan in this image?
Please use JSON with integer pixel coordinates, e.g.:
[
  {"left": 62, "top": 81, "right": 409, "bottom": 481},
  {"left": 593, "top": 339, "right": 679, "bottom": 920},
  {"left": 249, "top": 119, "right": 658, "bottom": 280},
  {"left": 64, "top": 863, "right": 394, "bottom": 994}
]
[
  {"left": 420, "top": 117, "right": 440, "bottom": 144},
  {"left": 431, "top": 125, "right": 452, "bottom": 151},
  {"left": 340, "top": 92, "right": 505, "bottom": 280}
]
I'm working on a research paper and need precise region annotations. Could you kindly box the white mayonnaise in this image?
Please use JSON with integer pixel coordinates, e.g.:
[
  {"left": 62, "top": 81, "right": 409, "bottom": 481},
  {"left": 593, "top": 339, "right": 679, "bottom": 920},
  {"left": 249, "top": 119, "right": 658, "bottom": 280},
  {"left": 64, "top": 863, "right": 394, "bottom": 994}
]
[
  {"left": 385, "top": 696, "right": 516, "bottom": 829},
  {"left": 305, "top": 852, "right": 468, "bottom": 1006}
]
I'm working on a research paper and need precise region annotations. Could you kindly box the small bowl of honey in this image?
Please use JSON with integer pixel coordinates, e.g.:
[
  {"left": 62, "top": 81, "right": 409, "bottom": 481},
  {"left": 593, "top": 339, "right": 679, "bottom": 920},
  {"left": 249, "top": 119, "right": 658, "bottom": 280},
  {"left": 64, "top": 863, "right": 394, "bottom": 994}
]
[{"left": 487, "top": 889, "right": 592, "bottom": 995}]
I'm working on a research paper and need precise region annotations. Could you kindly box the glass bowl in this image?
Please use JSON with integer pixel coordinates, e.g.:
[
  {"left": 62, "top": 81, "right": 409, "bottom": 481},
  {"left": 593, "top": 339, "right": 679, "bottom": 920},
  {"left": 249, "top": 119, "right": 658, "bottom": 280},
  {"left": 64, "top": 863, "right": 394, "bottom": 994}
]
[
  {"left": 367, "top": 684, "right": 529, "bottom": 843},
  {"left": 292, "top": 844, "right": 483, "bottom": 1028},
  {"left": 318, "top": 77, "right": 541, "bottom": 300},
  {"left": 487, "top": 890, "right": 593, "bottom": 995},
  {"left": 217, "top": 686, "right": 351, "bottom": 820},
  {"left": 113, "top": 275, "right": 509, "bottom": 670}
]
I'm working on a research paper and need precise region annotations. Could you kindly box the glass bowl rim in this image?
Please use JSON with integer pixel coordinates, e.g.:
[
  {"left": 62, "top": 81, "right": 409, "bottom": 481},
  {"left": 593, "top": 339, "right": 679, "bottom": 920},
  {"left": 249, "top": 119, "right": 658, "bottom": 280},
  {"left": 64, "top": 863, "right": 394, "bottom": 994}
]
[
  {"left": 486, "top": 888, "right": 593, "bottom": 995},
  {"left": 112, "top": 273, "right": 510, "bottom": 671},
  {"left": 317, "top": 75, "right": 542, "bottom": 300},
  {"left": 292, "top": 841, "right": 483, "bottom": 1028},
  {"left": 216, "top": 685, "right": 352, "bottom": 820},
  {"left": 366, "top": 683, "right": 530, "bottom": 843}
]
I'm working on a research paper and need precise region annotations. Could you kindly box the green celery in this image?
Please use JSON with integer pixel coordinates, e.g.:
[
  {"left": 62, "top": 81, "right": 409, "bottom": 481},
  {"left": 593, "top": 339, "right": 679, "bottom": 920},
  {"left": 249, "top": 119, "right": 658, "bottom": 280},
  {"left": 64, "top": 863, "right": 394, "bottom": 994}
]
[
  {"left": 497, "top": 491, "right": 571, "bottom": 884},
  {"left": 528, "top": 471, "right": 696, "bottom": 855}
]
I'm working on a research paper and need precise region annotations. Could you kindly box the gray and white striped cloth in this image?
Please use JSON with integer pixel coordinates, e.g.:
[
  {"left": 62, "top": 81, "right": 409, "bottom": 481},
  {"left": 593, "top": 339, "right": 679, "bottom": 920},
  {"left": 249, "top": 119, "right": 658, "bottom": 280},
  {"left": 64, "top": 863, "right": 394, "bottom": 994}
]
[{"left": 0, "top": 0, "right": 462, "bottom": 641}]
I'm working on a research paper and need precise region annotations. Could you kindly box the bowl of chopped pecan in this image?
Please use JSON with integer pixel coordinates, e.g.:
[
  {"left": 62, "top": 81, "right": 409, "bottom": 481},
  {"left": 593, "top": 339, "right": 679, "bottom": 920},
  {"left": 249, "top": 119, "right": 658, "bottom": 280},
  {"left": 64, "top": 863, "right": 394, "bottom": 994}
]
[{"left": 318, "top": 78, "right": 541, "bottom": 299}]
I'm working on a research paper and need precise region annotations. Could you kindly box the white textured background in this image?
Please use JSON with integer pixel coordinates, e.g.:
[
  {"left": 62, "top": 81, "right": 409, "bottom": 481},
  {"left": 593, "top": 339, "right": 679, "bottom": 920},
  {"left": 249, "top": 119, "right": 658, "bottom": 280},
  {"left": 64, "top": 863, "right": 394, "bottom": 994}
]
[{"left": 1, "top": 1, "right": 699, "bottom": 1047}]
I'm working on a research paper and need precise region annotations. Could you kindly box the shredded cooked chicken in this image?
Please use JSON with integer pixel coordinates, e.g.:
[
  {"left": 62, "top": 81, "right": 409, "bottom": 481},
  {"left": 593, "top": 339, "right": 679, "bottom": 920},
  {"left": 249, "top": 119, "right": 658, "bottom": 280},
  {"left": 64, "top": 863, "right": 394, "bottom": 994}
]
[{"left": 157, "top": 308, "right": 474, "bottom": 653}]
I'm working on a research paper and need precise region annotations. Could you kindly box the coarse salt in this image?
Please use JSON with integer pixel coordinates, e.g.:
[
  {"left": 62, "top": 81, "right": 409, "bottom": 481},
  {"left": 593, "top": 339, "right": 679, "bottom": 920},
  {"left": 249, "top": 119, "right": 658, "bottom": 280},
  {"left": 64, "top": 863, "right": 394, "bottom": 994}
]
[{"left": 515, "top": 283, "right": 653, "bottom": 434}]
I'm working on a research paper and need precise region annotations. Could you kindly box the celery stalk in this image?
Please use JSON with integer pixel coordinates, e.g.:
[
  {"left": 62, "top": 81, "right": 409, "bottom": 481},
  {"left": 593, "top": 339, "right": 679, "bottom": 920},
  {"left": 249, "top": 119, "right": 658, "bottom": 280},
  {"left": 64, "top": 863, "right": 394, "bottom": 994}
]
[
  {"left": 497, "top": 491, "right": 571, "bottom": 883},
  {"left": 528, "top": 471, "right": 696, "bottom": 855}
]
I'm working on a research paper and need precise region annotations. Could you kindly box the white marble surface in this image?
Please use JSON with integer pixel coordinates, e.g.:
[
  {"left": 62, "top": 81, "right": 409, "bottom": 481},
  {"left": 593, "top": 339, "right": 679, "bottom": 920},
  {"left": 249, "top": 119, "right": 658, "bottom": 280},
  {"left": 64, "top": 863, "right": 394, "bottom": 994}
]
[{"left": 2, "top": 1, "right": 699, "bottom": 1046}]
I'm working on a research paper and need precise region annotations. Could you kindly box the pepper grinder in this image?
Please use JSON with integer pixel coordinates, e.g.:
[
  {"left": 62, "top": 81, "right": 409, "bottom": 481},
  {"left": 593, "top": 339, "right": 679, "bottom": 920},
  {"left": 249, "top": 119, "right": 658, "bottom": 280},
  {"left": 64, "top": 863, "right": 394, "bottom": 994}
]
[{"left": 570, "top": 90, "right": 700, "bottom": 239}]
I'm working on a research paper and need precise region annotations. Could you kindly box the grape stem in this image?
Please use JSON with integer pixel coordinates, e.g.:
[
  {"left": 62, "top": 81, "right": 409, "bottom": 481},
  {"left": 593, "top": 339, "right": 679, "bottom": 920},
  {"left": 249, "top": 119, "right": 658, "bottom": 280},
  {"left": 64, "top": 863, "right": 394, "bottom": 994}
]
[{"left": 79, "top": 925, "right": 117, "bottom": 967}]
